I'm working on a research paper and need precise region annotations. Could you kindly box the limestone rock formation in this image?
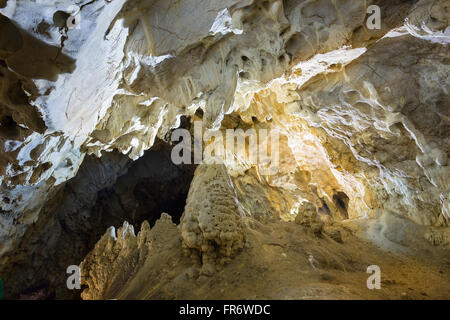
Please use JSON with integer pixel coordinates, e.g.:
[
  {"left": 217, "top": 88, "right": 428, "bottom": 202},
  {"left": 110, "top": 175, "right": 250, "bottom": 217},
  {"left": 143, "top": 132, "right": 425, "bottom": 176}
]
[{"left": 0, "top": 0, "right": 449, "bottom": 300}]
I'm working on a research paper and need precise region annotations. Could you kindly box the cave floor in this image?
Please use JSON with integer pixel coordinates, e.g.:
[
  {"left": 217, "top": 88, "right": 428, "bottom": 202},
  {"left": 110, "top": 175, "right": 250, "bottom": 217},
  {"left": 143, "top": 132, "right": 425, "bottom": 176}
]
[{"left": 95, "top": 217, "right": 450, "bottom": 300}]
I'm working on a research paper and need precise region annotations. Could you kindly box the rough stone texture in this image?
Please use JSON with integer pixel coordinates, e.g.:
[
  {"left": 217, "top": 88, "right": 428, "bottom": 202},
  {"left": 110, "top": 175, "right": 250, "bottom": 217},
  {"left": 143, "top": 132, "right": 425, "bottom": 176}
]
[
  {"left": 291, "top": 35, "right": 450, "bottom": 227},
  {"left": 181, "top": 164, "right": 245, "bottom": 272}
]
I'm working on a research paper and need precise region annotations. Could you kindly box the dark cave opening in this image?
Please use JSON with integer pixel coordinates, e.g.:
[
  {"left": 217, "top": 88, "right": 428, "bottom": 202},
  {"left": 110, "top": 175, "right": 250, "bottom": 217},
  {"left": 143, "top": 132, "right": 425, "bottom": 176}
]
[
  {"left": 94, "top": 139, "right": 196, "bottom": 231},
  {"left": 317, "top": 191, "right": 350, "bottom": 221}
]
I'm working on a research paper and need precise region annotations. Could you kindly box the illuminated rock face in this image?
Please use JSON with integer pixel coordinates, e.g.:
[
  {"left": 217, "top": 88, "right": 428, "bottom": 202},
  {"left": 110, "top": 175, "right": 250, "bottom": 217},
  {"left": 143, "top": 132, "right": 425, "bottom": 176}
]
[{"left": 0, "top": 0, "right": 449, "bottom": 299}]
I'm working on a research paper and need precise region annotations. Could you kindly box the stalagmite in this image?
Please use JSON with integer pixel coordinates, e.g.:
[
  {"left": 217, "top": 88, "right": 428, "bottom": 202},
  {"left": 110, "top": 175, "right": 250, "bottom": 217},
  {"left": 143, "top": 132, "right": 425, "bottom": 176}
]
[{"left": 0, "top": 0, "right": 448, "bottom": 301}]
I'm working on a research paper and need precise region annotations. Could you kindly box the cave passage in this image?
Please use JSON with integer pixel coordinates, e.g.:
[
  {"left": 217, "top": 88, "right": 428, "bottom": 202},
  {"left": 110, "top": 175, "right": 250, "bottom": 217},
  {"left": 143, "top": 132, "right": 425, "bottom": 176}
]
[{"left": 1, "top": 139, "right": 196, "bottom": 300}]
